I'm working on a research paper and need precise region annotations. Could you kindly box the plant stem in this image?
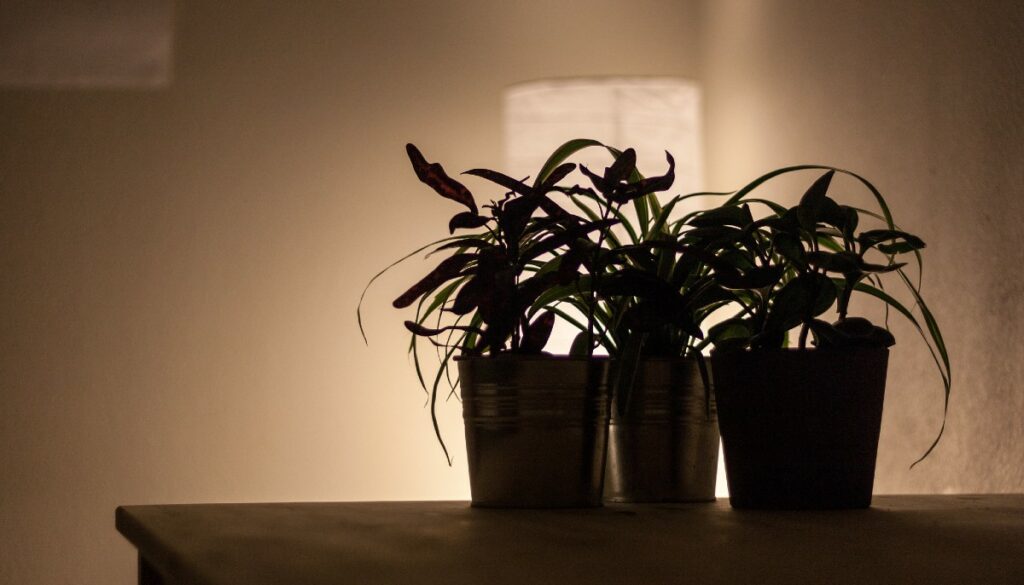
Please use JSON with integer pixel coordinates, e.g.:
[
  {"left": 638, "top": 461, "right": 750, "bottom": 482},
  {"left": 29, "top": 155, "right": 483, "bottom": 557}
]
[{"left": 587, "top": 202, "right": 617, "bottom": 355}]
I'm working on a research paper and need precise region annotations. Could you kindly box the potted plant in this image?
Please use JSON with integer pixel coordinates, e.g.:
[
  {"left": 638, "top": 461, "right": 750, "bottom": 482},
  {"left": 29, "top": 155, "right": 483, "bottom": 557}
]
[
  {"left": 531, "top": 140, "right": 726, "bottom": 502},
  {"left": 685, "top": 167, "right": 950, "bottom": 509},
  {"left": 359, "top": 143, "right": 618, "bottom": 508}
]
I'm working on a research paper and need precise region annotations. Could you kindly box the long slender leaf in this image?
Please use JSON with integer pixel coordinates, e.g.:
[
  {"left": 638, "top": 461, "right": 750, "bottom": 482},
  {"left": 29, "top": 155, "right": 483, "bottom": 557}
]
[
  {"left": 357, "top": 236, "right": 465, "bottom": 343},
  {"left": 534, "top": 139, "right": 605, "bottom": 187}
]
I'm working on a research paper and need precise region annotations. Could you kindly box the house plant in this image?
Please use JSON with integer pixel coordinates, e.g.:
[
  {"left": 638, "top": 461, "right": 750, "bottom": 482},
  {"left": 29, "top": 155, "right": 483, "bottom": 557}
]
[
  {"left": 530, "top": 140, "right": 726, "bottom": 502},
  {"left": 684, "top": 167, "right": 950, "bottom": 509},
  {"left": 359, "top": 143, "right": 620, "bottom": 507}
]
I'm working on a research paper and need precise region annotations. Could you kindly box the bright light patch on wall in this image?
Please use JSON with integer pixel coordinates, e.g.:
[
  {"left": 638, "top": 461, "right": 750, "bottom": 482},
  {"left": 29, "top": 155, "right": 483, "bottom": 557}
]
[
  {"left": 504, "top": 77, "right": 703, "bottom": 196},
  {"left": 0, "top": 0, "right": 173, "bottom": 88},
  {"left": 503, "top": 77, "right": 728, "bottom": 498}
]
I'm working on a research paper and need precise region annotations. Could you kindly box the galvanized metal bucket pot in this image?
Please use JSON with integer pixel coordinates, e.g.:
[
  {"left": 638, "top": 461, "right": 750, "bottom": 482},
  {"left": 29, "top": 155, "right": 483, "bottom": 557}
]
[
  {"left": 457, "top": 356, "right": 611, "bottom": 508},
  {"left": 604, "top": 358, "right": 720, "bottom": 503},
  {"left": 711, "top": 348, "right": 889, "bottom": 510}
]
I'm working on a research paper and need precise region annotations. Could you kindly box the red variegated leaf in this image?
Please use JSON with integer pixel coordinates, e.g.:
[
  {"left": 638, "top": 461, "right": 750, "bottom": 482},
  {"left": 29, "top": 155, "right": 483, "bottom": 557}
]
[
  {"left": 520, "top": 219, "right": 618, "bottom": 262},
  {"left": 604, "top": 148, "right": 637, "bottom": 184},
  {"left": 463, "top": 168, "right": 534, "bottom": 196},
  {"left": 404, "top": 320, "right": 484, "bottom": 337},
  {"left": 538, "top": 163, "right": 577, "bottom": 191},
  {"left": 406, "top": 144, "right": 477, "bottom": 213},
  {"left": 393, "top": 253, "right": 474, "bottom": 308},
  {"left": 449, "top": 277, "right": 483, "bottom": 315},
  {"left": 609, "top": 152, "right": 675, "bottom": 203},
  {"left": 448, "top": 211, "right": 490, "bottom": 234}
]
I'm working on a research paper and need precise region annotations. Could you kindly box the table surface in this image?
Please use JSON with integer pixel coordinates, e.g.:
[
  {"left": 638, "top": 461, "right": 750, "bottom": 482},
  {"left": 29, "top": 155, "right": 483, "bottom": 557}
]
[{"left": 116, "top": 495, "right": 1024, "bottom": 585}]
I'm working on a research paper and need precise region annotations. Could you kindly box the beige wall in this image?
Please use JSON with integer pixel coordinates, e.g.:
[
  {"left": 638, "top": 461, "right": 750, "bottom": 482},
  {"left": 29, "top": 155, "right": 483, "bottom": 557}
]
[
  {"left": 702, "top": 0, "right": 1024, "bottom": 493},
  {"left": 3, "top": 1, "right": 1023, "bottom": 583},
  {"left": 0, "top": 1, "right": 702, "bottom": 583}
]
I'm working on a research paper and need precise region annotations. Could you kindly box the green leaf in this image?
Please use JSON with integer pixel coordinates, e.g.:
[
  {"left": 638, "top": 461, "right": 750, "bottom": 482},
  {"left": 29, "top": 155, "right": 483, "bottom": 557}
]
[
  {"left": 357, "top": 235, "right": 467, "bottom": 344},
  {"left": 723, "top": 165, "right": 895, "bottom": 229},
  {"left": 798, "top": 170, "right": 835, "bottom": 210},
  {"left": 533, "top": 138, "right": 605, "bottom": 187},
  {"left": 689, "top": 204, "right": 754, "bottom": 228},
  {"left": 708, "top": 318, "right": 753, "bottom": 352},
  {"left": 393, "top": 253, "right": 475, "bottom": 309},
  {"left": 858, "top": 229, "right": 926, "bottom": 253},
  {"left": 897, "top": 269, "right": 951, "bottom": 467},
  {"left": 715, "top": 264, "right": 785, "bottom": 290},
  {"left": 568, "top": 193, "right": 635, "bottom": 246},
  {"left": 569, "top": 331, "right": 591, "bottom": 356},
  {"left": 769, "top": 272, "right": 837, "bottom": 330},
  {"left": 807, "top": 250, "right": 861, "bottom": 273},
  {"left": 773, "top": 232, "right": 807, "bottom": 269},
  {"left": 520, "top": 311, "right": 556, "bottom": 353}
]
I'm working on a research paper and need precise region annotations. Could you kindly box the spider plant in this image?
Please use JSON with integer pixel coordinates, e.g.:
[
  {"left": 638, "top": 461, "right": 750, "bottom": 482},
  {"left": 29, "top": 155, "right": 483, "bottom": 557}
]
[
  {"left": 525, "top": 139, "right": 731, "bottom": 411},
  {"left": 683, "top": 167, "right": 950, "bottom": 465}
]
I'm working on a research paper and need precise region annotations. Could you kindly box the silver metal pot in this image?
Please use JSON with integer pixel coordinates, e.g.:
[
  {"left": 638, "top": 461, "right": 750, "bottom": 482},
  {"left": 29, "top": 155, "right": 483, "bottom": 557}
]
[
  {"left": 604, "top": 358, "right": 719, "bottom": 503},
  {"left": 458, "top": 355, "right": 611, "bottom": 508}
]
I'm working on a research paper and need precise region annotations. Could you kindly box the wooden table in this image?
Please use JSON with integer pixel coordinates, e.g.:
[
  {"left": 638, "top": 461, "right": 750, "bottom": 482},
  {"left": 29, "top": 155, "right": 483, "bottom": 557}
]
[{"left": 116, "top": 495, "right": 1024, "bottom": 585}]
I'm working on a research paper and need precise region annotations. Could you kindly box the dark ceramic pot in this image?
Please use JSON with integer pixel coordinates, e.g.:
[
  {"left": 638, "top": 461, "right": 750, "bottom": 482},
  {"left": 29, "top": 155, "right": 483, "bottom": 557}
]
[
  {"left": 711, "top": 348, "right": 888, "bottom": 510},
  {"left": 604, "top": 358, "right": 719, "bottom": 503},
  {"left": 457, "top": 356, "right": 611, "bottom": 508}
]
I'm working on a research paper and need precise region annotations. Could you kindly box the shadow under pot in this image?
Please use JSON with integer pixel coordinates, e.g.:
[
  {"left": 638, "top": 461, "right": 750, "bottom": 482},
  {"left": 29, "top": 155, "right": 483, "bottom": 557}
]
[
  {"left": 604, "top": 358, "right": 720, "bottom": 503},
  {"left": 457, "top": 355, "right": 611, "bottom": 508},
  {"left": 711, "top": 348, "right": 888, "bottom": 510}
]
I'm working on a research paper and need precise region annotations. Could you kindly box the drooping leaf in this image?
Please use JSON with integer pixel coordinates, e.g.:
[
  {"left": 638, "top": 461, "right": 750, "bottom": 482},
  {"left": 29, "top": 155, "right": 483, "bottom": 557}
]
[
  {"left": 393, "top": 253, "right": 475, "bottom": 308},
  {"left": 520, "top": 311, "right": 556, "bottom": 353},
  {"left": 832, "top": 317, "right": 896, "bottom": 347},
  {"left": 798, "top": 170, "right": 835, "bottom": 211},
  {"left": 857, "top": 229, "right": 926, "bottom": 251},
  {"left": 519, "top": 218, "right": 618, "bottom": 262},
  {"left": 429, "top": 237, "right": 492, "bottom": 254},
  {"left": 772, "top": 231, "right": 807, "bottom": 269},
  {"left": 533, "top": 138, "right": 604, "bottom": 188},
  {"left": 569, "top": 331, "right": 591, "bottom": 356},
  {"left": 841, "top": 205, "right": 859, "bottom": 240},
  {"left": 604, "top": 148, "right": 637, "bottom": 185},
  {"left": 714, "top": 264, "right": 785, "bottom": 290},
  {"left": 860, "top": 260, "right": 907, "bottom": 273},
  {"left": 708, "top": 318, "right": 753, "bottom": 352},
  {"left": 538, "top": 162, "right": 577, "bottom": 191},
  {"left": 689, "top": 204, "right": 754, "bottom": 229},
  {"left": 463, "top": 168, "right": 534, "bottom": 197},
  {"left": 449, "top": 276, "right": 483, "bottom": 315},
  {"left": 806, "top": 318, "right": 848, "bottom": 347},
  {"left": 579, "top": 164, "right": 610, "bottom": 194},
  {"left": 404, "top": 320, "right": 484, "bottom": 337},
  {"left": 406, "top": 144, "right": 477, "bottom": 213},
  {"left": 807, "top": 250, "right": 861, "bottom": 273},
  {"left": 448, "top": 211, "right": 490, "bottom": 234},
  {"left": 878, "top": 241, "right": 922, "bottom": 255},
  {"left": 610, "top": 152, "right": 676, "bottom": 204},
  {"left": 497, "top": 194, "right": 543, "bottom": 243},
  {"left": 769, "top": 272, "right": 836, "bottom": 330}
]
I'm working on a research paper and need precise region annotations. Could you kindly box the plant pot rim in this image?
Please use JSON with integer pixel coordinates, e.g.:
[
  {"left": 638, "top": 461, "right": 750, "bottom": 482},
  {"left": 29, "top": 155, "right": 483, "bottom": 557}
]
[
  {"left": 621, "top": 355, "right": 702, "bottom": 362},
  {"left": 711, "top": 347, "right": 889, "bottom": 356},
  {"left": 455, "top": 353, "right": 610, "bottom": 362}
]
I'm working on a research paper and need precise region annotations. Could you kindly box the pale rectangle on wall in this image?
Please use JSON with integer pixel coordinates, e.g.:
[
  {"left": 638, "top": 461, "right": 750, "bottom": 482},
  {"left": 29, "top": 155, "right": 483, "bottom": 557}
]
[{"left": 0, "top": 0, "right": 173, "bottom": 88}]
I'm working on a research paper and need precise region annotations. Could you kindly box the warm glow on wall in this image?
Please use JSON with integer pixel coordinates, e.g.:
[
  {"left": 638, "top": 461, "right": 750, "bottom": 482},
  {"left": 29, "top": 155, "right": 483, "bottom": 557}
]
[{"left": 504, "top": 77, "right": 703, "bottom": 194}]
